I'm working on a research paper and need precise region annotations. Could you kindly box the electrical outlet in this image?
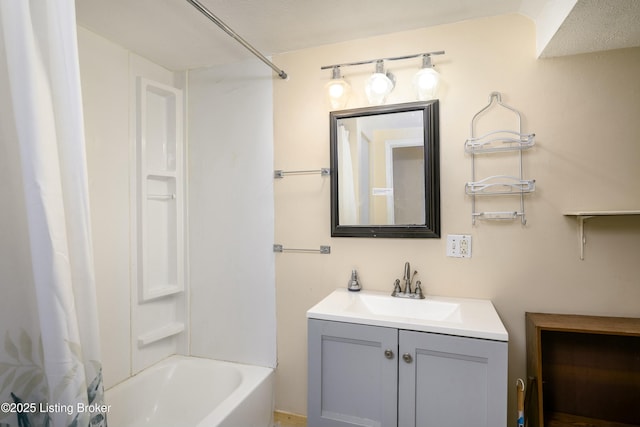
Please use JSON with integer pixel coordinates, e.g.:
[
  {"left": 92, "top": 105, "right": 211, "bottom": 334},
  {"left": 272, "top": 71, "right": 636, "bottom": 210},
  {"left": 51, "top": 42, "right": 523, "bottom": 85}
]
[
  {"left": 459, "top": 237, "right": 470, "bottom": 256},
  {"left": 446, "top": 234, "right": 472, "bottom": 258}
]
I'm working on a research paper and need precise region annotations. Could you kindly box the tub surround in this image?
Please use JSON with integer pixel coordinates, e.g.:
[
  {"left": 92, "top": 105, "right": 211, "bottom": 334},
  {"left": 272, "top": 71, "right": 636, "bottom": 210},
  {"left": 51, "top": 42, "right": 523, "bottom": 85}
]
[
  {"left": 78, "top": 27, "right": 188, "bottom": 387},
  {"left": 187, "top": 60, "right": 277, "bottom": 368},
  {"left": 79, "top": 26, "right": 276, "bottom": 392},
  {"left": 131, "top": 75, "right": 187, "bottom": 374}
]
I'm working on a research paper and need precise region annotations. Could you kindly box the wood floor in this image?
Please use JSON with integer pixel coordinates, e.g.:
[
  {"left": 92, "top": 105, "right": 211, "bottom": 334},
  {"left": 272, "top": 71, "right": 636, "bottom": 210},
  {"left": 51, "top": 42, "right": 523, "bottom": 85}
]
[{"left": 274, "top": 411, "right": 307, "bottom": 427}]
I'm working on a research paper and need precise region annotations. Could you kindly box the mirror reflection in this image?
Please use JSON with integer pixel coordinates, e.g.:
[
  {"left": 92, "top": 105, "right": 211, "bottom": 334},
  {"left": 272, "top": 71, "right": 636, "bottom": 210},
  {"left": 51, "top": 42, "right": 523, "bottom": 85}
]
[
  {"left": 337, "top": 110, "right": 425, "bottom": 225},
  {"left": 330, "top": 101, "right": 440, "bottom": 238}
]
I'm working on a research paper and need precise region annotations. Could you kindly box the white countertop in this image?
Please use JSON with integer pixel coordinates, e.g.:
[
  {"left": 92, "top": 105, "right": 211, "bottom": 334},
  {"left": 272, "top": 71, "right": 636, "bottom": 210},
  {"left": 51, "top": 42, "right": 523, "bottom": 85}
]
[{"left": 307, "top": 289, "right": 508, "bottom": 342}]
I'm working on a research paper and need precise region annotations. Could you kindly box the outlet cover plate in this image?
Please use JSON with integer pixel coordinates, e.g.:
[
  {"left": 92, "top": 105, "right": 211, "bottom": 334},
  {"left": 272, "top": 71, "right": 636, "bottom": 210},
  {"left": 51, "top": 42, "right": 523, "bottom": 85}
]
[{"left": 446, "top": 234, "right": 472, "bottom": 258}]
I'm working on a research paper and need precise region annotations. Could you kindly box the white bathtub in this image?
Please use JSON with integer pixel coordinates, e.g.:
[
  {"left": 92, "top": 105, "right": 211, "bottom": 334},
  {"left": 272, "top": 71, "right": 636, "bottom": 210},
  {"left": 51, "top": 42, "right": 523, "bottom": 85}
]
[{"left": 105, "top": 355, "right": 274, "bottom": 427}]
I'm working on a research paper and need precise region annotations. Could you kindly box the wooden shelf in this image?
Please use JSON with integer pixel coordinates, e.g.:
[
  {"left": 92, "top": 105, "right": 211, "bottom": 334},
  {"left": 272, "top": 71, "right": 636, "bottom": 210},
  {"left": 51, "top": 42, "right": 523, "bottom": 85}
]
[
  {"left": 547, "top": 412, "right": 639, "bottom": 427},
  {"left": 563, "top": 210, "right": 640, "bottom": 260},
  {"left": 526, "top": 313, "right": 640, "bottom": 427},
  {"left": 526, "top": 312, "right": 640, "bottom": 336}
]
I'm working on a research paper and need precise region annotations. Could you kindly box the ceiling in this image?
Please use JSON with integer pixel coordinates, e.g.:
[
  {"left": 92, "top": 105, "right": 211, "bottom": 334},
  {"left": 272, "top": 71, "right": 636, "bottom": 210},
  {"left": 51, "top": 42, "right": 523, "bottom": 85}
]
[
  {"left": 537, "top": 0, "right": 640, "bottom": 57},
  {"left": 75, "top": 0, "right": 640, "bottom": 71}
]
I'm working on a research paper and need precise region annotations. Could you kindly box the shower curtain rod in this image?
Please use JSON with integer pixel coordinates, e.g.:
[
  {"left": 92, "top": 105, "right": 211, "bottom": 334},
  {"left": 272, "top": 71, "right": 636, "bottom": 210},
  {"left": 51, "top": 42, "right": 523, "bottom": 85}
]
[{"left": 185, "top": 0, "right": 288, "bottom": 79}]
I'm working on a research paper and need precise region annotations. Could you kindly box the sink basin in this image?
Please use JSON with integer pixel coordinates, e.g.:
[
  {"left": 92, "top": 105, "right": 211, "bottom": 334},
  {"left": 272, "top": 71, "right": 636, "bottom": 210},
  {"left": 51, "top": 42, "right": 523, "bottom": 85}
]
[
  {"left": 307, "top": 289, "right": 508, "bottom": 341},
  {"left": 350, "top": 292, "right": 461, "bottom": 322}
]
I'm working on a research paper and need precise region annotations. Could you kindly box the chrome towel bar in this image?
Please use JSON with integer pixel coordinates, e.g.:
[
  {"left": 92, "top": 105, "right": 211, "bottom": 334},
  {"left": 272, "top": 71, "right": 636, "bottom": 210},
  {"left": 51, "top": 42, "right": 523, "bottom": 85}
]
[
  {"left": 273, "top": 244, "right": 331, "bottom": 255},
  {"left": 274, "top": 168, "right": 330, "bottom": 179}
]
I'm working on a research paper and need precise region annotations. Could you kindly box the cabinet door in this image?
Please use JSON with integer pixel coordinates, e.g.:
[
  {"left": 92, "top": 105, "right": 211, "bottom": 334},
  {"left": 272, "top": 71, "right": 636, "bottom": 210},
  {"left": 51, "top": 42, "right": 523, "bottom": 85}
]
[
  {"left": 398, "top": 331, "right": 508, "bottom": 427},
  {"left": 308, "top": 319, "right": 398, "bottom": 427}
]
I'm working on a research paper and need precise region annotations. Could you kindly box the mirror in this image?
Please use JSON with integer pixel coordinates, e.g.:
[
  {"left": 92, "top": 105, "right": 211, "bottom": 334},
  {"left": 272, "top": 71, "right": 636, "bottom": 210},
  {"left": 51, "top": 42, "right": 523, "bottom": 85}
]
[{"left": 330, "top": 101, "right": 440, "bottom": 238}]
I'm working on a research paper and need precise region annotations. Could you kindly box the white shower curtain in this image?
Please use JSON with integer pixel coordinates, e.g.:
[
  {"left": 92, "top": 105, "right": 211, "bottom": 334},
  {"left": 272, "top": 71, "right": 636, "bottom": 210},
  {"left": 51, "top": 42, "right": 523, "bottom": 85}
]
[
  {"left": 338, "top": 125, "right": 358, "bottom": 224},
  {"left": 0, "top": 1, "right": 106, "bottom": 426}
]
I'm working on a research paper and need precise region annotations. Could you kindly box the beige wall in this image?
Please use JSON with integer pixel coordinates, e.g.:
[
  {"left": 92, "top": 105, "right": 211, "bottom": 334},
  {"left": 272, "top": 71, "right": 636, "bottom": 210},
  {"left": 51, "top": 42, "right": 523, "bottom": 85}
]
[{"left": 273, "top": 13, "right": 640, "bottom": 422}]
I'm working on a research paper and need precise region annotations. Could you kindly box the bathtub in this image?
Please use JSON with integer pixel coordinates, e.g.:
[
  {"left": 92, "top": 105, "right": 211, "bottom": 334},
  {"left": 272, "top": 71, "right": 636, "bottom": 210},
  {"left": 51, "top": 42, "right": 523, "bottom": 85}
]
[{"left": 105, "top": 355, "right": 274, "bottom": 427}]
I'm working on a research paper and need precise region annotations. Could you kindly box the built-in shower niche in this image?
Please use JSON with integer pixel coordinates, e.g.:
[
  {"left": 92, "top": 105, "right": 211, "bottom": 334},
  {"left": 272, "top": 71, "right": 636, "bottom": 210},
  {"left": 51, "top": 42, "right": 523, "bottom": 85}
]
[
  {"left": 133, "top": 77, "right": 185, "bottom": 372},
  {"left": 143, "top": 175, "right": 182, "bottom": 300},
  {"left": 143, "top": 82, "right": 177, "bottom": 173},
  {"left": 137, "top": 77, "right": 184, "bottom": 302}
]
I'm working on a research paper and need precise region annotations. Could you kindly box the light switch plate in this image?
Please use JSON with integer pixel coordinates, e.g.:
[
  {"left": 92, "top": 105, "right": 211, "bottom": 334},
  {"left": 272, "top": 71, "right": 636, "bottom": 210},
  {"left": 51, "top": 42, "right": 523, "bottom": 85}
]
[{"left": 446, "top": 234, "right": 472, "bottom": 258}]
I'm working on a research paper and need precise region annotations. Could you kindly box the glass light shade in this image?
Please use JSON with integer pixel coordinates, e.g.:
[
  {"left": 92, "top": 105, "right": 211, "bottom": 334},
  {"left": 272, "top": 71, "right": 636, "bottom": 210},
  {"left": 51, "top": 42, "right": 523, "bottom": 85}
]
[
  {"left": 413, "top": 67, "right": 440, "bottom": 100},
  {"left": 365, "top": 72, "right": 394, "bottom": 105},
  {"left": 325, "top": 79, "right": 351, "bottom": 109}
]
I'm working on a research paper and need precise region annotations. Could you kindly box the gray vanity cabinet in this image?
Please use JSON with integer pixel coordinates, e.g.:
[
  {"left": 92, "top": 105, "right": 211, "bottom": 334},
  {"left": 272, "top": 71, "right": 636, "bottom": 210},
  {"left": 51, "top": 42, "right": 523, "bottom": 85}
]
[
  {"left": 308, "top": 319, "right": 508, "bottom": 427},
  {"left": 398, "top": 330, "right": 508, "bottom": 427},
  {"left": 308, "top": 320, "right": 398, "bottom": 427}
]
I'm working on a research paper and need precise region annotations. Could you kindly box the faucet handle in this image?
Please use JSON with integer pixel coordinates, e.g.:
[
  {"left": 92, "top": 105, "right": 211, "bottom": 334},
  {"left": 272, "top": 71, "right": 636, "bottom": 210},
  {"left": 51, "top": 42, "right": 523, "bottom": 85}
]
[
  {"left": 391, "top": 279, "right": 402, "bottom": 296},
  {"left": 414, "top": 280, "right": 425, "bottom": 299}
]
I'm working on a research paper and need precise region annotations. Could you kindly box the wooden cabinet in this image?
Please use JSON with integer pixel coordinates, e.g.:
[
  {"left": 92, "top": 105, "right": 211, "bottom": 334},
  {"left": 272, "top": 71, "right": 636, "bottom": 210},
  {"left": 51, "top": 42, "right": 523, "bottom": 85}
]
[
  {"left": 308, "top": 319, "right": 508, "bottom": 427},
  {"left": 525, "top": 312, "right": 640, "bottom": 427}
]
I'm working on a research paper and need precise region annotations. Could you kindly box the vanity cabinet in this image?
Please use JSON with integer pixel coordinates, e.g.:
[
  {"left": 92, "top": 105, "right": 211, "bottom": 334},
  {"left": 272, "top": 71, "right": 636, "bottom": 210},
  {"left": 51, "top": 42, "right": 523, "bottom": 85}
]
[
  {"left": 308, "top": 320, "right": 398, "bottom": 427},
  {"left": 308, "top": 319, "right": 508, "bottom": 427}
]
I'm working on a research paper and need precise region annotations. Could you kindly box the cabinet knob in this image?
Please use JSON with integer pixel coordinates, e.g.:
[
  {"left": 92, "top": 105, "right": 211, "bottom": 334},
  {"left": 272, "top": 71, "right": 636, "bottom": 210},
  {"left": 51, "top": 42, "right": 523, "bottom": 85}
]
[
  {"left": 384, "top": 349, "right": 394, "bottom": 359},
  {"left": 402, "top": 353, "right": 413, "bottom": 363}
]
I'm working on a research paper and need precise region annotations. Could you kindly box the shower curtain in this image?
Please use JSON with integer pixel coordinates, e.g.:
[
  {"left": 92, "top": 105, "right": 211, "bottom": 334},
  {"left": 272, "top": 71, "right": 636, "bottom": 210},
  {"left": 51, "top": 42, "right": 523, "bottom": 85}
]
[
  {"left": 0, "top": 1, "right": 107, "bottom": 426},
  {"left": 338, "top": 125, "right": 357, "bottom": 224}
]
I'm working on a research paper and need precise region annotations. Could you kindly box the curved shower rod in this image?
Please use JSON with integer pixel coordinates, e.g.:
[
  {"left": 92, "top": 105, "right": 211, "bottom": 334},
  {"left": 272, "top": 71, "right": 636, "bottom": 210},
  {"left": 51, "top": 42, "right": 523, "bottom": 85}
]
[{"left": 185, "top": 0, "right": 288, "bottom": 79}]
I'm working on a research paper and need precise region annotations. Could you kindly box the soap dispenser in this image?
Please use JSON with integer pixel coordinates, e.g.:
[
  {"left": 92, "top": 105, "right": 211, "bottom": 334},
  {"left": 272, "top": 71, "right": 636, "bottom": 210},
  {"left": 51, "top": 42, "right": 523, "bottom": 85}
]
[{"left": 347, "top": 269, "right": 362, "bottom": 292}]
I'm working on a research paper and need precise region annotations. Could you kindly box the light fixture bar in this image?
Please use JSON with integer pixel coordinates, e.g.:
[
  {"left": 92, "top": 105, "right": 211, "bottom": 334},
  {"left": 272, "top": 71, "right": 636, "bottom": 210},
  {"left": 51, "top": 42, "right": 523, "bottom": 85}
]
[
  {"left": 321, "top": 50, "right": 445, "bottom": 71},
  {"left": 185, "top": 0, "right": 288, "bottom": 79}
]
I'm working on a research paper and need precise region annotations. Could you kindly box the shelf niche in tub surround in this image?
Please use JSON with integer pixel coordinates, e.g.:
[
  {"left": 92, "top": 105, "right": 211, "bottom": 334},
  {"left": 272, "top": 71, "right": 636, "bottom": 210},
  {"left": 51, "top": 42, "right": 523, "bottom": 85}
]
[{"left": 132, "top": 77, "right": 186, "bottom": 373}]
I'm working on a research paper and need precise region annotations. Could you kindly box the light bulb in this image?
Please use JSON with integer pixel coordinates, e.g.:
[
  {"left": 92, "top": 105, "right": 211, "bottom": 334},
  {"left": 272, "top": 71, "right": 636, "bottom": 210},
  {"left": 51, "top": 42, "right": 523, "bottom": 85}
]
[
  {"left": 365, "top": 72, "right": 394, "bottom": 105},
  {"left": 413, "top": 55, "right": 440, "bottom": 100},
  {"left": 330, "top": 81, "right": 346, "bottom": 99},
  {"left": 325, "top": 79, "right": 350, "bottom": 109},
  {"left": 325, "top": 66, "right": 351, "bottom": 109}
]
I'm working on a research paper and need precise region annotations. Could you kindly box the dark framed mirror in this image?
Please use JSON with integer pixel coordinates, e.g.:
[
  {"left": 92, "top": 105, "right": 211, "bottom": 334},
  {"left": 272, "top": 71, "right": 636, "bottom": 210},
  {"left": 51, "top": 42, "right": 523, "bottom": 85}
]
[{"left": 330, "top": 100, "right": 440, "bottom": 238}]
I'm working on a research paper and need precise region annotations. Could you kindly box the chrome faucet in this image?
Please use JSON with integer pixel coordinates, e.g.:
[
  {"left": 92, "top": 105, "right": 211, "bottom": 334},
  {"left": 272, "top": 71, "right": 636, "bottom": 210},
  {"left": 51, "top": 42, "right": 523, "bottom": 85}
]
[
  {"left": 391, "top": 261, "right": 425, "bottom": 299},
  {"left": 403, "top": 262, "right": 413, "bottom": 294}
]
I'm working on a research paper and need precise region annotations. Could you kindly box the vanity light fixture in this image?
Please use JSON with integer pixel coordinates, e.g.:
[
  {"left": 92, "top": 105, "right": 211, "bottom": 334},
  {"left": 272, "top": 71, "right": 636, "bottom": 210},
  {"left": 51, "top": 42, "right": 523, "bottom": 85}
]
[
  {"left": 413, "top": 54, "right": 440, "bottom": 101},
  {"left": 325, "top": 66, "right": 351, "bottom": 109},
  {"left": 365, "top": 60, "right": 395, "bottom": 105},
  {"left": 321, "top": 50, "right": 444, "bottom": 107}
]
